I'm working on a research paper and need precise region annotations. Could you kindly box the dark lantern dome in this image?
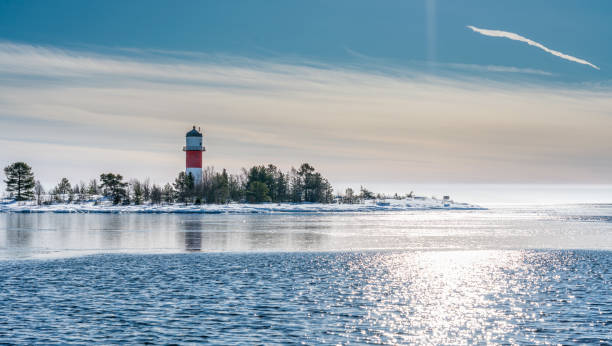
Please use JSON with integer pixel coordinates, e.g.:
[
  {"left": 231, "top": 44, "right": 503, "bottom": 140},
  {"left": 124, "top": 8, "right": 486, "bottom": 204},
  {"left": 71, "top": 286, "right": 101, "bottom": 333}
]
[{"left": 186, "top": 126, "right": 203, "bottom": 137}]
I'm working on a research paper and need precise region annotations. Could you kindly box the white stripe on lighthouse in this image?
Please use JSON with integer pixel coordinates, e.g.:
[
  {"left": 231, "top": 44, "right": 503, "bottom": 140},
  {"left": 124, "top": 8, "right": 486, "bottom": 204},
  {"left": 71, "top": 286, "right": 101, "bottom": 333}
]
[{"left": 186, "top": 167, "right": 202, "bottom": 185}]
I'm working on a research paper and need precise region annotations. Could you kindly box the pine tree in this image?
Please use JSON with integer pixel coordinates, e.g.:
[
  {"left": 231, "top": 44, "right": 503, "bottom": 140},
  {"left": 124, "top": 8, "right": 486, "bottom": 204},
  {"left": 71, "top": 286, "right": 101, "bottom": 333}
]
[
  {"left": 52, "top": 178, "right": 71, "bottom": 203},
  {"left": 55, "top": 177, "right": 71, "bottom": 194},
  {"left": 246, "top": 181, "right": 271, "bottom": 203},
  {"left": 244, "top": 165, "right": 277, "bottom": 203},
  {"left": 162, "top": 183, "right": 175, "bottom": 203},
  {"left": 56, "top": 177, "right": 72, "bottom": 203},
  {"left": 298, "top": 163, "right": 316, "bottom": 202},
  {"left": 265, "top": 164, "right": 279, "bottom": 201},
  {"left": 275, "top": 171, "right": 289, "bottom": 202},
  {"left": 3, "top": 162, "right": 35, "bottom": 201},
  {"left": 360, "top": 186, "right": 375, "bottom": 200},
  {"left": 173, "top": 172, "right": 194, "bottom": 204},
  {"left": 99, "top": 173, "right": 128, "bottom": 205},
  {"left": 289, "top": 167, "right": 302, "bottom": 202}
]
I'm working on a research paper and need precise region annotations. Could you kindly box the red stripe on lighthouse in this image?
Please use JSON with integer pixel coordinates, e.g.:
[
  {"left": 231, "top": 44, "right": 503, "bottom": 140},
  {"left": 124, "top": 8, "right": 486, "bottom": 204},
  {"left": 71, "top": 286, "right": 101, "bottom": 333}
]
[{"left": 186, "top": 151, "right": 202, "bottom": 168}]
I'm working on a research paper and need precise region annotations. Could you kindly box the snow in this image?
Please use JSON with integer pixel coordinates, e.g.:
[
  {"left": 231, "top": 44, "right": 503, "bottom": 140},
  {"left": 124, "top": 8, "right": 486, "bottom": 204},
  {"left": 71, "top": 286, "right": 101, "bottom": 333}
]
[{"left": 0, "top": 197, "right": 483, "bottom": 214}]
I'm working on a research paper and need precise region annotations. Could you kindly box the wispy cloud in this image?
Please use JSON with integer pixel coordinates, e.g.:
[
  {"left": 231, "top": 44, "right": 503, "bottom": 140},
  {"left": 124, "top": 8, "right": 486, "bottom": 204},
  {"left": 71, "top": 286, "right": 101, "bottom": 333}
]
[
  {"left": 343, "top": 47, "right": 553, "bottom": 77},
  {"left": 467, "top": 25, "right": 600, "bottom": 70}
]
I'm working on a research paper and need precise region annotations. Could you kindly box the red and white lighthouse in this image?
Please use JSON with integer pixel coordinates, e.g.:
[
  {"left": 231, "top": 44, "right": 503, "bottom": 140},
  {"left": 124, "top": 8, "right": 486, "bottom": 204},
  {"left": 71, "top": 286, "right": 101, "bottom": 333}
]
[{"left": 183, "top": 126, "right": 205, "bottom": 184}]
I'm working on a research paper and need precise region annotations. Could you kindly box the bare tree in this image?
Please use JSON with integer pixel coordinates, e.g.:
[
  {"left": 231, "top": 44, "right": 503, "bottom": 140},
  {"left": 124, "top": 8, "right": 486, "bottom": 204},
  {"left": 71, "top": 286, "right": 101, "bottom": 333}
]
[
  {"left": 78, "top": 181, "right": 87, "bottom": 201},
  {"left": 150, "top": 184, "right": 162, "bottom": 204},
  {"left": 87, "top": 179, "right": 99, "bottom": 195},
  {"left": 34, "top": 181, "right": 45, "bottom": 205},
  {"left": 142, "top": 178, "right": 151, "bottom": 202}
]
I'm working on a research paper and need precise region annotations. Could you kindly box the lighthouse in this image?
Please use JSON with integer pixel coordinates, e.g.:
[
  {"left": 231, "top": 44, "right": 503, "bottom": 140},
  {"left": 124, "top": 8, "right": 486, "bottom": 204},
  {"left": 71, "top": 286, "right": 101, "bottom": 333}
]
[{"left": 183, "top": 126, "right": 205, "bottom": 185}]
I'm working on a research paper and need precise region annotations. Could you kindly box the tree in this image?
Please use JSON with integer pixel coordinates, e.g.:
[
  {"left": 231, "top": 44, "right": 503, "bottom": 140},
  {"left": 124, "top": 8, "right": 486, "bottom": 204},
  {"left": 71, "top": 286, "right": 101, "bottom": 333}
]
[
  {"left": 72, "top": 184, "right": 81, "bottom": 202},
  {"left": 99, "top": 173, "right": 128, "bottom": 205},
  {"left": 244, "top": 165, "right": 273, "bottom": 202},
  {"left": 150, "top": 184, "right": 162, "bottom": 204},
  {"left": 344, "top": 188, "right": 355, "bottom": 204},
  {"left": 274, "top": 171, "right": 289, "bottom": 202},
  {"left": 34, "top": 180, "right": 45, "bottom": 205},
  {"left": 243, "top": 164, "right": 293, "bottom": 203},
  {"left": 87, "top": 179, "right": 99, "bottom": 195},
  {"left": 77, "top": 181, "right": 87, "bottom": 201},
  {"left": 130, "top": 179, "right": 144, "bottom": 205},
  {"left": 264, "top": 165, "right": 280, "bottom": 201},
  {"left": 288, "top": 163, "right": 333, "bottom": 203},
  {"left": 228, "top": 173, "right": 245, "bottom": 202},
  {"left": 55, "top": 178, "right": 71, "bottom": 194},
  {"left": 246, "top": 181, "right": 271, "bottom": 203},
  {"left": 3, "top": 162, "right": 35, "bottom": 201},
  {"left": 173, "top": 172, "right": 194, "bottom": 204},
  {"left": 360, "top": 186, "right": 375, "bottom": 200},
  {"left": 298, "top": 163, "right": 317, "bottom": 202},
  {"left": 289, "top": 167, "right": 302, "bottom": 202},
  {"left": 211, "top": 169, "right": 230, "bottom": 204},
  {"left": 162, "top": 183, "right": 175, "bottom": 203},
  {"left": 260, "top": 165, "right": 289, "bottom": 202},
  {"left": 54, "top": 177, "right": 72, "bottom": 202},
  {"left": 200, "top": 166, "right": 216, "bottom": 203},
  {"left": 142, "top": 178, "right": 151, "bottom": 202},
  {"left": 315, "top": 174, "right": 333, "bottom": 203}
]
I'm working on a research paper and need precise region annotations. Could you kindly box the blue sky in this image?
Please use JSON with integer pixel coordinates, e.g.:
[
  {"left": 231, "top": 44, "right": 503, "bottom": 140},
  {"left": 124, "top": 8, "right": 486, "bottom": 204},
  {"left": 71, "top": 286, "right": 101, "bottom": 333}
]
[
  {"left": 1, "top": 1, "right": 611, "bottom": 188},
  {"left": 1, "top": 0, "right": 609, "bottom": 82}
]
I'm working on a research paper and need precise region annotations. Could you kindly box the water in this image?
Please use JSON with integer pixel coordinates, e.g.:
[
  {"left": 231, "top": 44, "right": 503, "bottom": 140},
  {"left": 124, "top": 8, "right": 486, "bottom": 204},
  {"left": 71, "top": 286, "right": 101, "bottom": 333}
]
[{"left": 1, "top": 205, "right": 611, "bottom": 343}]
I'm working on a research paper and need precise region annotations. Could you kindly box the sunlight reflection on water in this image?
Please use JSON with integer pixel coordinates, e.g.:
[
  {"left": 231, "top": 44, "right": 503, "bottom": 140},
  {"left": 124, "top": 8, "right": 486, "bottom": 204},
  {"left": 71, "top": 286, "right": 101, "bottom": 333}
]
[{"left": 0, "top": 250, "right": 609, "bottom": 344}]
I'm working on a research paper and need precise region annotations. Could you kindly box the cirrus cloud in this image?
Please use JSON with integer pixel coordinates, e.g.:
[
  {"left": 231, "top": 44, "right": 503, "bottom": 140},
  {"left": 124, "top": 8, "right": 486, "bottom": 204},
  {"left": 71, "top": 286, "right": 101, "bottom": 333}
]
[{"left": 467, "top": 25, "right": 599, "bottom": 70}]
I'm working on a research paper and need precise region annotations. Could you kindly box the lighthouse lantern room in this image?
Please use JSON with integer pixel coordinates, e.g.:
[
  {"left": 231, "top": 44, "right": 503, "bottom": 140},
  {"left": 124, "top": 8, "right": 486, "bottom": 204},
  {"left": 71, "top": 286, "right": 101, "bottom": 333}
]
[{"left": 183, "top": 126, "right": 205, "bottom": 184}]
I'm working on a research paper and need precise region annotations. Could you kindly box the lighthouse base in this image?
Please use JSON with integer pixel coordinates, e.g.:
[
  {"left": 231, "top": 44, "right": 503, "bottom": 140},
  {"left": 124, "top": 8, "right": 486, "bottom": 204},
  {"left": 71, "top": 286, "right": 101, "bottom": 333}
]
[{"left": 186, "top": 167, "right": 202, "bottom": 185}]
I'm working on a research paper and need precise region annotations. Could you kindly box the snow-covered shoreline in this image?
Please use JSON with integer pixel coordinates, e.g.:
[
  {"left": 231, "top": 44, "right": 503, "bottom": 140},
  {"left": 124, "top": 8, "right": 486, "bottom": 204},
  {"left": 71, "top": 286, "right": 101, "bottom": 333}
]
[{"left": 0, "top": 197, "right": 483, "bottom": 214}]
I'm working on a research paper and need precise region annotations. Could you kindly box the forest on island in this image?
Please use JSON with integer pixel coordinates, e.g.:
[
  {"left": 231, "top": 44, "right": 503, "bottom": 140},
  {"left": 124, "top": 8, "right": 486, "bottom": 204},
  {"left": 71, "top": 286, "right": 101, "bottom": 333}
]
[{"left": 2, "top": 161, "right": 380, "bottom": 205}]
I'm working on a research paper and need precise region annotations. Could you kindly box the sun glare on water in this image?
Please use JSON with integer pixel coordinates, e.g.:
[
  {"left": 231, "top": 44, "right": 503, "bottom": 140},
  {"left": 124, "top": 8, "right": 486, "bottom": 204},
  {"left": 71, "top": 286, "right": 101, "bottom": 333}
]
[{"left": 341, "top": 251, "right": 568, "bottom": 344}]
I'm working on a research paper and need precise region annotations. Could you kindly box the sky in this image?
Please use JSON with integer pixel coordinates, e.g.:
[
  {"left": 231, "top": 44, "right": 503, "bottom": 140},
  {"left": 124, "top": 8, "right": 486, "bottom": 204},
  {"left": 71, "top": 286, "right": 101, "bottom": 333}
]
[{"left": 1, "top": 0, "right": 611, "bottom": 191}]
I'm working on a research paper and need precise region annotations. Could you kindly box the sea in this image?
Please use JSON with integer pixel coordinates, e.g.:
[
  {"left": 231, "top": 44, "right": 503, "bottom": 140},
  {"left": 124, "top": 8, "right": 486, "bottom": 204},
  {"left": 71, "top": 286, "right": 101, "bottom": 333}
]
[{"left": 1, "top": 186, "right": 611, "bottom": 344}]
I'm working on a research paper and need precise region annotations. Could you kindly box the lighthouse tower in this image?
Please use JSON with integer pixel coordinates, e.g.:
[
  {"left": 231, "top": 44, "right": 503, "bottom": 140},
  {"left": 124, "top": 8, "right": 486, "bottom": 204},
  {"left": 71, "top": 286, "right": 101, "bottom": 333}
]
[{"left": 183, "top": 126, "right": 205, "bottom": 185}]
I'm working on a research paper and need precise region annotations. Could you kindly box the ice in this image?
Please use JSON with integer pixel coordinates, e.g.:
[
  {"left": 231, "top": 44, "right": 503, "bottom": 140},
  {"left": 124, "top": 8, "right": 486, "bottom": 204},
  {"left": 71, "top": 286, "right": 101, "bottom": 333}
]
[{"left": 0, "top": 197, "right": 482, "bottom": 214}]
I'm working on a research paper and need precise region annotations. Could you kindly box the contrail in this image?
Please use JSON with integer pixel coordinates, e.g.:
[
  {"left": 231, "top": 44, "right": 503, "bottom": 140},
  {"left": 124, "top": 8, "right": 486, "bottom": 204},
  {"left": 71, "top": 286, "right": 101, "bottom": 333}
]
[{"left": 467, "top": 25, "right": 599, "bottom": 70}]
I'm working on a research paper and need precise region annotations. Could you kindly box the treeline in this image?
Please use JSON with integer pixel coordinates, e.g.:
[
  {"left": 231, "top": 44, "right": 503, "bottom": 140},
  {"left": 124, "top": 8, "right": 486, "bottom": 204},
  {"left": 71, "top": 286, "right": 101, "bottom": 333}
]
[
  {"left": 3, "top": 161, "right": 335, "bottom": 205},
  {"left": 174, "top": 163, "right": 333, "bottom": 204}
]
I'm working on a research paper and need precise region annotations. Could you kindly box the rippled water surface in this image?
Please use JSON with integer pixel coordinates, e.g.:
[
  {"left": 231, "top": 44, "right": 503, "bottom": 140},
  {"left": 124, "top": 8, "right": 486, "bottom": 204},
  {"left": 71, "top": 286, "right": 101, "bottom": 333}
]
[{"left": 1, "top": 205, "right": 611, "bottom": 344}]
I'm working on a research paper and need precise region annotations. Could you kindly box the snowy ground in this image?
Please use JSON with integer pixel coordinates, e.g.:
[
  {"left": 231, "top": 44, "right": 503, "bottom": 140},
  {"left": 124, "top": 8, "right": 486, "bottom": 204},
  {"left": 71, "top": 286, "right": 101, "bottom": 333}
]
[{"left": 0, "top": 197, "right": 482, "bottom": 214}]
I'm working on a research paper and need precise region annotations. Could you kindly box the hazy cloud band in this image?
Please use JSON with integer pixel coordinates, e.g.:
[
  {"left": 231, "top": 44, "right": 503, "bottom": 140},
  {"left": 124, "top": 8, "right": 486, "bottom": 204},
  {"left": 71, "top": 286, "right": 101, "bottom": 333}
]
[{"left": 0, "top": 41, "right": 611, "bottom": 188}]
